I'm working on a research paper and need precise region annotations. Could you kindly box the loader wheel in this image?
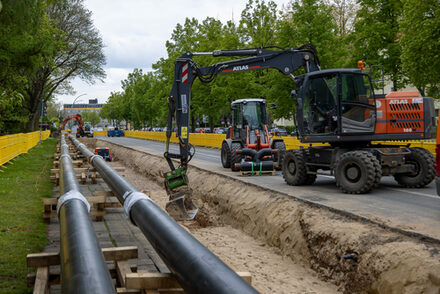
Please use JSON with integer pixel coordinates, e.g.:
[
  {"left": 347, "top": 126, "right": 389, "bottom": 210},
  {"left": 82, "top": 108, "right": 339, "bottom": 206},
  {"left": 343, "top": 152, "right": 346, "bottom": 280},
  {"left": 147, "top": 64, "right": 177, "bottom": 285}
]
[
  {"left": 394, "top": 147, "right": 435, "bottom": 188},
  {"left": 282, "top": 150, "right": 308, "bottom": 185},
  {"left": 230, "top": 142, "right": 242, "bottom": 171},
  {"left": 273, "top": 141, "right": 286, "bottom": 170},
  {"left": 221, "top": 141, "right": 231, "bottom": 168},
  {"left": 335, "top": 151, "right": 380, "bottom": 194}
]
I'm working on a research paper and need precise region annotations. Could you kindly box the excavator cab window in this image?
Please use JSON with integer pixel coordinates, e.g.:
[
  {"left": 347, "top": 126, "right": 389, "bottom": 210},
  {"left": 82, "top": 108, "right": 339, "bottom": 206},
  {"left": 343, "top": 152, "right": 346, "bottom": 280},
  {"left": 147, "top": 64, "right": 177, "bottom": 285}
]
[
  {"left": 340, "top": 73, "right": 375, "bottom": 134},
  {"left": 232, "top": 103, "right": 242, "bottom": 138},
  {"left": 303, "top": 74, "right": 338, "bottom": 134}
]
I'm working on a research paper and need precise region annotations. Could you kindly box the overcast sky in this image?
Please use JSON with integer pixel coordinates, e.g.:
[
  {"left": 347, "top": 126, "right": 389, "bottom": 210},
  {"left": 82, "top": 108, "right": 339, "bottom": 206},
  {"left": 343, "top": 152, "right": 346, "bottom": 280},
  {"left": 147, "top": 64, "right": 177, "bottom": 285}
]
[{"left": 57, "top": 0, "right": 290, "bottom": 105}]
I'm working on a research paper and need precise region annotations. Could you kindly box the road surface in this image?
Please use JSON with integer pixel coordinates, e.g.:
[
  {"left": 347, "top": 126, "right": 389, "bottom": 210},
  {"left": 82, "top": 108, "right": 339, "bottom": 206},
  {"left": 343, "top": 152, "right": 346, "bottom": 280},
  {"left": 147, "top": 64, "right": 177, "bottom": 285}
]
[{"left": 98, "top": 136, "right": 440, "bottom": 240}]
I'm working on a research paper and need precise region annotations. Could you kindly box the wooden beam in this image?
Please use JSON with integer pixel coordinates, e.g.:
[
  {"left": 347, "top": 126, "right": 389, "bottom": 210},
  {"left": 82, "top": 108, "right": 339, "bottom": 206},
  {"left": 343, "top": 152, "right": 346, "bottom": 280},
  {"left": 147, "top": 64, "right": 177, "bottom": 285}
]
[
  {"left": 116, "top": 288, "right": 141, "bottom": 294},
  {"left": 27, "top": 246, "right": 138, "bottom": 268},
  {"left": 125, "top": 273, "right": 180, "bottom": 290},
  {"left": 33, "top": 267, "right": 49, "bottom": 294},
  {"left": 102, "top": 246, "right": 138, "bottom": 261},
  {"left": 125, "top": 272, "right": 252, "bottom": 290},
  {"left": 116, "top": 260, "right": 132, "bottom": 287}
]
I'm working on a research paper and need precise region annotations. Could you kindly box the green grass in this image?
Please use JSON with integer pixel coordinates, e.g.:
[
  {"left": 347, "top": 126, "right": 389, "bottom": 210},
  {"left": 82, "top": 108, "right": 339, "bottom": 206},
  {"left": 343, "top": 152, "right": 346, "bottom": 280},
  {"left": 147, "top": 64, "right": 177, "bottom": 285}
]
[{"left": 0, "top": 138, "right": 57, "bottom": 293}]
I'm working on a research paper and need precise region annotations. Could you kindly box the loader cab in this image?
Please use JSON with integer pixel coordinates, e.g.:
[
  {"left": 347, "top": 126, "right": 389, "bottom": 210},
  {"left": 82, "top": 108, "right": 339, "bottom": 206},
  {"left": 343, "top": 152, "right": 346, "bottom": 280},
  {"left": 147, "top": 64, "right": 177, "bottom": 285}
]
[
  {"left": 231, "top": 98, "right": 268, "bottom": 140},
  {"left": 296, "top": 69, "right": 376, "bottom": 143}
]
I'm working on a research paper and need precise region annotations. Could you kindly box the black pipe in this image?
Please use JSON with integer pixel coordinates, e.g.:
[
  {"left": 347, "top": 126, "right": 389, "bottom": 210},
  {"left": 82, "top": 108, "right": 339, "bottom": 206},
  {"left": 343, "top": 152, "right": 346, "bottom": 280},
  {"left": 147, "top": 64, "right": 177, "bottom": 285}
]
[
  {"left": 235, "top": 161, "right": 274, "bottom": 172},
  {"left": 58, "top": 135, "right": 115, "bottom": 294},
  {"left": 69, "top": 135, "right": 259, "bottom": 294}
]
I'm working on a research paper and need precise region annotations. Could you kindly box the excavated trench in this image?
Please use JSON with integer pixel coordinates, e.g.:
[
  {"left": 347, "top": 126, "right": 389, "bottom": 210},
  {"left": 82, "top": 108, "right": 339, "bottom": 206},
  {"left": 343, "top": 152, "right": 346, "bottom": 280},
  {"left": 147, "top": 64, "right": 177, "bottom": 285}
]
[{"left": 87, "top": 138, "right": 440, "bottom": 293}]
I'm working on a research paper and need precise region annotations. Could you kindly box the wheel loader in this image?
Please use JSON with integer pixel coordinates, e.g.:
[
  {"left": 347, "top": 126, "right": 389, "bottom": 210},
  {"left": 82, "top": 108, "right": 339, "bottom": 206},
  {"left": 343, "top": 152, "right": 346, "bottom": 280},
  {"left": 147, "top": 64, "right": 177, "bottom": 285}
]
[{"left": 220, "top": 98, "right": 286, "bottom": 173}]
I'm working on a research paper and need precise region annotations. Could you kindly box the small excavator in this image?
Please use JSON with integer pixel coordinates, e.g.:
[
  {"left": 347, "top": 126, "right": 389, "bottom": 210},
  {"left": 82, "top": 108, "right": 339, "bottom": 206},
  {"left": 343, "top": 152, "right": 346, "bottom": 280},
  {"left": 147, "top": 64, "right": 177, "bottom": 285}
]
[
  {"left": 163, "top": 43, "right": 435, "bottom": 220},
  {"left": 61, "top": 114, "right": 93, "bottom": 138}
]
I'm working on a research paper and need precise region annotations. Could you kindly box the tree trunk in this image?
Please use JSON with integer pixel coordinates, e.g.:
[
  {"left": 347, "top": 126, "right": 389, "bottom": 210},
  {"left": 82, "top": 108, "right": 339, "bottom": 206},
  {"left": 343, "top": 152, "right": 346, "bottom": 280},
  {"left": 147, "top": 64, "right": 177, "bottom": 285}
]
[{"left": 417, "top": 87, "right": 425, "bottom": 97}]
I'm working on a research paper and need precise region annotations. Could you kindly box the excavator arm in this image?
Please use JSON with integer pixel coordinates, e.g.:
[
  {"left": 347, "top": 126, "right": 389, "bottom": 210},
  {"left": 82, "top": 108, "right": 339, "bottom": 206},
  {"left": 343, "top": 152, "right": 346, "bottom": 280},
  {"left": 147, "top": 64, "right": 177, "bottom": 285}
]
[
  {"left": 163, "top": 44, "right": 320, "bottom": 220},
  {"left": 61, "top": 114, "right": 84, "bottom": 134}
]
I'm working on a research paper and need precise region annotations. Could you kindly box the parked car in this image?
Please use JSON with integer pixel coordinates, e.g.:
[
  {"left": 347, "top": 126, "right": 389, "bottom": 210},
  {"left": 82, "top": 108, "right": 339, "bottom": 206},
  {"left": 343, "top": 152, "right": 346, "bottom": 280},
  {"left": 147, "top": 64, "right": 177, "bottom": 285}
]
[
  {"left": 214, "top": 127, "right": 228, "bottom": 134},
  {"left": 270, "top": 128, "right": 288, "bottom": 136}
]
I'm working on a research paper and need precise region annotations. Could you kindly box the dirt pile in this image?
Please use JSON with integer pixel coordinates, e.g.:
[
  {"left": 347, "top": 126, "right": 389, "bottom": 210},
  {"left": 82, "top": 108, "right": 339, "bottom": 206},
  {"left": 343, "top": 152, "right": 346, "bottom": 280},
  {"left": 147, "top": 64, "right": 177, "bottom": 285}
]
[{"left": 96, "top": 139, "right": 440, "bottom": 294}]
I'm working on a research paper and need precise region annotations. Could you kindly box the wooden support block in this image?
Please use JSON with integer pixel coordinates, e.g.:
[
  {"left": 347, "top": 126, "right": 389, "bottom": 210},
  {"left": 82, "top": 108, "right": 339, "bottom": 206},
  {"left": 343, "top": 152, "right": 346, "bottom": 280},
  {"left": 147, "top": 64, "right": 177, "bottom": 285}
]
[
  {"left": 126, "top": 272, "right": 252, "bottom": 290},
  {"left": 81, "top": 172, "right": 86, "bottom": 184},
  {"left": 126, "top": 273, "right": 181, "bottom": 290},
  {"left": 43, "top": 198, "right": 58, "bottom": 206},
  {"left": 33, "top": 267, "right": 49, "bottom": 294},
  {"left": 50, "top": 168, "right": 89, "bottom": 174},
  {"left": 85, "top": 195, "right": 106, "bottom": 204},
  {"left": 102, "top": 246, "right": 138, "bottom": 262},
  {"left": 94, "top": 191, "right": 115, "bottom": 197},
  {"left": 90, "top": 172, "right": 97, "bottom": 184},
  {"left": 116, "top": 288, "right": 142, "bottom": 294},
  {"left": 27, "top": 252, "right": 60, "bottom": 268},
  {"left": 116, "top": 260, "right": 133, "bottom": 287},
  {"left": 55, "top": 173, "right": 59, "bottom": 186},
  {"left": 27, "top": 246, "right": 138, "bottom": 268}
]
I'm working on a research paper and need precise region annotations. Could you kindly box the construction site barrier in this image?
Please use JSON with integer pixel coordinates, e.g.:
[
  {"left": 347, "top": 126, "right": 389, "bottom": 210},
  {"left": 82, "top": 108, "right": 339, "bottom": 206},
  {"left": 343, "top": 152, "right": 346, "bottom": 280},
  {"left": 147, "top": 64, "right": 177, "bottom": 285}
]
[
  {"left": 93, "top": 131, "right": 108, "bottom": 136},
  {"left": 123, "top": 130, "right": 436, "bottom": 155},
  {"left": 0, "top": 130, "right": 51, "bottom": 166}
]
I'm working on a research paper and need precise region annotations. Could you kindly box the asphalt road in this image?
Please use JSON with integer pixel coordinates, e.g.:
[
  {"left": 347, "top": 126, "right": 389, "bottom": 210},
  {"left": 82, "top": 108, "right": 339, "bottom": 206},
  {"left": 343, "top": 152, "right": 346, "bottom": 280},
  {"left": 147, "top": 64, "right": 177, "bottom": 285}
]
[{"left": 98, "top": 136, "right": 440, "bottom": 240}]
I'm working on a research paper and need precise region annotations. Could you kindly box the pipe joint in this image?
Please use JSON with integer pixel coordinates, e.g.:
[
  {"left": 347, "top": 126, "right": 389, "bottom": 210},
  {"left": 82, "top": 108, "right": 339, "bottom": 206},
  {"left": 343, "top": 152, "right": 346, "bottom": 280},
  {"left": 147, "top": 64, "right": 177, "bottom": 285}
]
[
  {"left": 123, "top": 191, "right": 152, "bottom": 225},
  {"left": 89, "top": 154, "right": 103, "bottom": 165},
  {"left": 57, "top": 190, "right": 90, "bottom": 217},
  {"left": 59, "top": 153, "right": 71, "bottom": 161}
]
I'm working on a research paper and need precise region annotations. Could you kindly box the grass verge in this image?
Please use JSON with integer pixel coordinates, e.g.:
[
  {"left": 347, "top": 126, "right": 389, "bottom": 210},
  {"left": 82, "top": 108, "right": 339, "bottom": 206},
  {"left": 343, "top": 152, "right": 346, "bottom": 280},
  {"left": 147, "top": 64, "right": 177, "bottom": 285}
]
[{"left": 0, "top": 138, "right": 56, "bottom": 293}]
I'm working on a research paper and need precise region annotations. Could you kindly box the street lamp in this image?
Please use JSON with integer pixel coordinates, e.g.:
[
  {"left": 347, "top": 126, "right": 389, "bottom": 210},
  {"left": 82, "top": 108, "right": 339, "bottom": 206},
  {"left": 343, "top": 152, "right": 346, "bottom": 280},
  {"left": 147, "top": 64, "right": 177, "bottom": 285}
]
[{"left": 73, "top": 93, "right": 87, "bottom": 105}]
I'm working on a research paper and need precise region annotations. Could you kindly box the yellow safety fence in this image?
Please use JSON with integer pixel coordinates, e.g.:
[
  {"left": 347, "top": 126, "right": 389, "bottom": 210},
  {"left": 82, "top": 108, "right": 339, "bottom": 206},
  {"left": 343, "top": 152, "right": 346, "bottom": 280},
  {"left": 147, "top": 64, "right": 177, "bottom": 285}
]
[
  {"left": 0, "top": 130, "right": 51, "bottom": 166},
  {"left": 122, "top": 130, "right": 436, "bottom": 156},
  {"left": 93, "top": 131, "right": 108, "bottom": 137}
]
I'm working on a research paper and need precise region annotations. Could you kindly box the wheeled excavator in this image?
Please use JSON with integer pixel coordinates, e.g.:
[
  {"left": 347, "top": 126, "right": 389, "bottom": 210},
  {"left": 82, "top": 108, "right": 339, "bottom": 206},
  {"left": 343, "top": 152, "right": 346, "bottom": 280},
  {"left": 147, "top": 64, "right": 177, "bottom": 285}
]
[{"left": 163, "top": 43, "right": 436, "bottom": 220}]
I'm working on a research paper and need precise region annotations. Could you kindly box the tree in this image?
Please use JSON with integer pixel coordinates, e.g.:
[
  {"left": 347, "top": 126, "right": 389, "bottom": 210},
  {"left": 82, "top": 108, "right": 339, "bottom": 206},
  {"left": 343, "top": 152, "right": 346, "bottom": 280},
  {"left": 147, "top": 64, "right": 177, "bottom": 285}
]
[
  {"left": 81, "top": 110, "right": 100, "bottom": 126},
  {"left": 324, "top": 0, "right": 359, "bottom": 36},
  {"left": 0, "top": 0, "right": 60, "bottom": 134},
  {"left": 24, "top": 0, "right": 106, "bottom": 131},
  {"left": 352, "top": 0, "right": 406, "bottom": 90},
  {"left": 400, "top": 0, "right": 440, "bottom": 97}
]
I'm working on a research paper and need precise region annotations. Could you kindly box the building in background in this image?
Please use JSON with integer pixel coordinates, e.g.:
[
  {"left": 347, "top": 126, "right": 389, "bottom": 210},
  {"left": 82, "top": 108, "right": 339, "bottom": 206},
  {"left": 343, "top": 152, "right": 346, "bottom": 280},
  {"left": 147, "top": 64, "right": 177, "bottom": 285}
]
[{"left": 63, "top": 99, "right": 107, "bottom": 127}]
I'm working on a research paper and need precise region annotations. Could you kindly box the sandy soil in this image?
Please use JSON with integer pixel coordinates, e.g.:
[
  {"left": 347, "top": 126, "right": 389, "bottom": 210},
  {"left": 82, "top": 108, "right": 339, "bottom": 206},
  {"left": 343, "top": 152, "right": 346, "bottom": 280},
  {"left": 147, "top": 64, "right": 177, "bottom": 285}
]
[
  {"left": 85, "top": 138, "right": 440, "bottom": 294},
  {"left": 113, "top": 156, "right": 340, "bottom": 294}
]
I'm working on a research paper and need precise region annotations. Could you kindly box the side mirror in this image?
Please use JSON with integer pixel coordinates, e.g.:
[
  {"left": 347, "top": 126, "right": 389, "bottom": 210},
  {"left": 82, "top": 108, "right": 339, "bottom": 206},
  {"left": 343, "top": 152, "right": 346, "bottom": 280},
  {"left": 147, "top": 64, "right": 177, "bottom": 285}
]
[
  {"left": 290, "top": 90, "right": 297, "bottom": 98},
  {"left": 271, "top": 103, "right": 277, "bottom": 109},
  {"left": 231, "top": 105, "right": 236, "bottom": 111}
]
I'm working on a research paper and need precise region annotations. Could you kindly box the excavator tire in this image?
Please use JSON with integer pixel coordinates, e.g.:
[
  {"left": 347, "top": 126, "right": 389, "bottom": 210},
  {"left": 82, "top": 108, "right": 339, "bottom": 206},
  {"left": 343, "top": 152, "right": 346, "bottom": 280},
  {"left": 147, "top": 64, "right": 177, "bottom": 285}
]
[
  {"left": 273, "top": 141, "right": 286, "bottom": 170},
  {"left": 282, "top": 150, "right": 308, "bottom": 185},
  {"left": 230, "top": 142, "right": 242, "bottom": 171},
  {"left": 221, "top": 141, "right": 231, "bottom": 168},
  {"left": 394, "top": 147, "right": 435, "bottom": 188},
  {"left": 335, "top": 151, "right": 379, "bottom": 194}
]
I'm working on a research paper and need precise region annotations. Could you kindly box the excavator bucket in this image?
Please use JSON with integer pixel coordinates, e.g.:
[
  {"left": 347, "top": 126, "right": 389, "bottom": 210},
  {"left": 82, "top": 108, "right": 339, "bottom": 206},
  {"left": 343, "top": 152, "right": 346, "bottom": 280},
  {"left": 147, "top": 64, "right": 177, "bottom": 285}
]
[{"left": 164, "top": 168, "right": 198, "bottom": 221}]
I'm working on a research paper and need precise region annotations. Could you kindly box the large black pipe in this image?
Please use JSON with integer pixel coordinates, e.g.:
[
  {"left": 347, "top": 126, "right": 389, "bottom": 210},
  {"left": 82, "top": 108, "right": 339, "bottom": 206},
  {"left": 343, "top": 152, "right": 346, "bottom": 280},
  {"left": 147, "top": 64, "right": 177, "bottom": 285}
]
[
  {"left": 69, "top": 135, "right": 259, "bottom": 294},
  {"left": 58, "top": 135, "right": 115, "bottom": 294}
]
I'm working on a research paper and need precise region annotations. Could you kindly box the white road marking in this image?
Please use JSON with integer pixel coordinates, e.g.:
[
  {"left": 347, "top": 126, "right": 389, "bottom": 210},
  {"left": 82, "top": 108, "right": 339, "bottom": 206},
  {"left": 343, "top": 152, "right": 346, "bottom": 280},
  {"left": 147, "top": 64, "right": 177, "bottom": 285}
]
[{"left": 384, "top": 187, "right": 440, "bottom": 200}]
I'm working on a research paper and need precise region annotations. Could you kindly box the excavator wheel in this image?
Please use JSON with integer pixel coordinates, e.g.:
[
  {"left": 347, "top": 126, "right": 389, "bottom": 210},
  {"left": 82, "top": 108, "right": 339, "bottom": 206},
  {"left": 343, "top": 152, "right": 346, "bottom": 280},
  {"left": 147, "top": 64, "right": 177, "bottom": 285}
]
[
  {"left": 272, "top": 141, "right": 286, "bottom": 170},
  {"left": 282, "top": 150, "right": 308, "bottom": 185},
  {"left": 230, "top": 142, "right": 242, "bottom": 171},
  {"left": 221, "top": 141, "right": 231, "bottom": 168},
  {"left": 335, "top": 151, "right": 380, "bottom": 194},
  {"left": 394, "top": 147, "right": 435, "bottom": 188}
]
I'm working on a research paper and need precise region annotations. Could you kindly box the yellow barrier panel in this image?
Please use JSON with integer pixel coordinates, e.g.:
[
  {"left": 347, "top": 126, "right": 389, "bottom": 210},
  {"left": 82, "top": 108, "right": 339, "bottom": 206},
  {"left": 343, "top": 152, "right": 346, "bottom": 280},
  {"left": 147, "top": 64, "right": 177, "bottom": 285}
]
[
  {"left": 93, "top": 131, "right": 108, "bottom": 136},
  {"left": 124, "top": 131, "right": 436, "bottom": 156},
  {"left": 0, "top": 130, "right": 51, "bottom": 166}
]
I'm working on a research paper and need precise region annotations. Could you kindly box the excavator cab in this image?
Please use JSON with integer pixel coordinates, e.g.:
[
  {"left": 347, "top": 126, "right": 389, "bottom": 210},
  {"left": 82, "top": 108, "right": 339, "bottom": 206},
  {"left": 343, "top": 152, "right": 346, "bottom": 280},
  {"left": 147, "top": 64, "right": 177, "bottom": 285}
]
[{"left": 296, "top": 69, "right": 376, "bottom": 143}]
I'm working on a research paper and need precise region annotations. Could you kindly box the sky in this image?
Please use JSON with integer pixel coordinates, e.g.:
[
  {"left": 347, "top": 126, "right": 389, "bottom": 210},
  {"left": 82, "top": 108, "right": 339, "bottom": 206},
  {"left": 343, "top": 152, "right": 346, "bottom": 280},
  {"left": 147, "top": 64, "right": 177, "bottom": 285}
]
[{"left": 57, "top": 0, "right": 290, "bottom": 105}]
